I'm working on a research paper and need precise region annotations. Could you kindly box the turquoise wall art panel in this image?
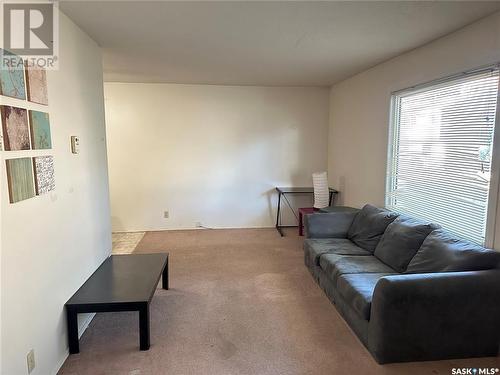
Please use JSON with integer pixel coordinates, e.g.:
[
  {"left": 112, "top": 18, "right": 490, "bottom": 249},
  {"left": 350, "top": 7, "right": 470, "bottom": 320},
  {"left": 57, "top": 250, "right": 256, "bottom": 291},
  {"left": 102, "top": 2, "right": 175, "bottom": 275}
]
[
  {"left": 29, "top": 110, "right": 52, "bottom": 149},
  {"left": 0, "top": 50, "right": 26, "bottom": 100}
]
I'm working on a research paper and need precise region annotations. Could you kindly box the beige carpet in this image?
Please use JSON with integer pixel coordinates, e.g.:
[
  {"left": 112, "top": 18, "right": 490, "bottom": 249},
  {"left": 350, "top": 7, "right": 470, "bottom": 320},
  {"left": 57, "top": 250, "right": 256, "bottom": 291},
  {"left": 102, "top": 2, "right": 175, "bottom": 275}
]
[{"left": 59, "top": 228, "right": 499, "bottom": 375}]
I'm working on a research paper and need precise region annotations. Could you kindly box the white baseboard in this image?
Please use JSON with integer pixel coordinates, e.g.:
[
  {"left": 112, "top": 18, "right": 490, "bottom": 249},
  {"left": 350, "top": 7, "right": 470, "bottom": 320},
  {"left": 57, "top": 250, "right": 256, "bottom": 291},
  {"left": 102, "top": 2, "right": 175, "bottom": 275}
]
[
  {"left": 78, "top": 312, "right": 96, "bottom": 339},
  {"left": 53, "top": 350, "right": 69, "bottom": 375},
  {"left": 53, "top": 313, "right": 96, "bottom": 374},
  {"left": 114, "top": 225, "right": 280, "bottom": 233}
]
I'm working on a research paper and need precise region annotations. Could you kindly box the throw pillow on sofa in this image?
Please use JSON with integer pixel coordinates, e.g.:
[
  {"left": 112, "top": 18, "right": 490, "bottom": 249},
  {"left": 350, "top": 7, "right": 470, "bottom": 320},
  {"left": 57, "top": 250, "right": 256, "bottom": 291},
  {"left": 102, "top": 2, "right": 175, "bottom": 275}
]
[
  {"left": 373, "top": 217, "right": 439, "bottom": 272},
  {"left": 406, "top": 229, "right": 500, "bottom": 273},
  {"left": 347, "top": 204, "right": 399, "bottom": 252}
]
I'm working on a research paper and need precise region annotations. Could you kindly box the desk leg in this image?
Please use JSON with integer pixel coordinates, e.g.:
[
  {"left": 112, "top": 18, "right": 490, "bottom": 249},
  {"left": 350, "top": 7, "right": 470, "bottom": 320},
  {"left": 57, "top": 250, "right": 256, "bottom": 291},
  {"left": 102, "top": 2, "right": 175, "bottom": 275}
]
[
  {"left": 276, "top": 192, "right": 283, "bottom": 237},
  {"left": 67, "top": 307, "right": 79, "bottom": 354},
  {"left": 162, "top": 257, "right": 169, "bottom": 290},
  {"left": 139, "top": 303, "right": 150, "bottom": 350}
]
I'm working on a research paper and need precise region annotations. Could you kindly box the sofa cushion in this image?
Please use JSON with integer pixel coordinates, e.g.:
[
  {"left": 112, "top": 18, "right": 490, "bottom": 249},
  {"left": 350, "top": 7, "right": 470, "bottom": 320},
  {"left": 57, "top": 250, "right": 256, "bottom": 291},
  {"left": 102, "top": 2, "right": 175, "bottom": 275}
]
[
  {"left": 337, "top": 273, "right": 396, "bottom": 320},
  {"left": 305, "top": 210, "right": 360, "bottom": 238},
  {"left": 319, "top": 254, "right": 396, "bottom": 284},
  {"left": 374, "top": 217, "right": 439, "bottom": 272},
  {"left": 304, "top": 238, "right": 371, "bottom": 266},
  {"left": 319, "top": 206, "right": 360, "bottom": 214},
  {"left": 406, "top": 229, "right": 500, "bottom": 273},
  {"left": 347, "top": 204, "right": 399, "bottom": 252}
]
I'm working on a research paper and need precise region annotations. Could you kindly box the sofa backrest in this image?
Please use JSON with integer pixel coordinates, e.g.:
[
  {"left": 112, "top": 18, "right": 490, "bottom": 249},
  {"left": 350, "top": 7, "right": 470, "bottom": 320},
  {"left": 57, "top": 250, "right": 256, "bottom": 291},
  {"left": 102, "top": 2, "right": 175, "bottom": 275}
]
[
  {"left": 405, "top": 229, "right": 500, "bottom": 273},
  {"left": 347, "top": 204, "right": 399, "bottom": 253},
  {"left": 373, "top": 216, "right": 440, "bottom": 272}
]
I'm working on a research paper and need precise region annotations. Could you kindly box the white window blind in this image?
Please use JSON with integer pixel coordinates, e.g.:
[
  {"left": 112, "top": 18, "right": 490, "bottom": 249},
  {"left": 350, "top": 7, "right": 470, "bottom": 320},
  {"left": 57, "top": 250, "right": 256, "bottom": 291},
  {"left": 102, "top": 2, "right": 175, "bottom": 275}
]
[{"left": 386, "top": 67, "right": 500, "bottom": 245}]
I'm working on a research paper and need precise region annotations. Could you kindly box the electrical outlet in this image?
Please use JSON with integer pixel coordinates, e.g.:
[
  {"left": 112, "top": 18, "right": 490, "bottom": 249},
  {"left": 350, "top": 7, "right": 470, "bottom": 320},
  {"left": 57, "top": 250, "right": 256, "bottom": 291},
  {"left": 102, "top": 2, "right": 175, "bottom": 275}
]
[
  {"left": 27, "top": 349, "right": 35, "bottom": 374},
  {"left": 163, "top": 211, "right": 169, "bottom": 219},
  {"left": 70, "top": 136, "right": 80, "bottom": 154},
  {"left": 195, "top": 222, "right": 203, "bottom": 228}
]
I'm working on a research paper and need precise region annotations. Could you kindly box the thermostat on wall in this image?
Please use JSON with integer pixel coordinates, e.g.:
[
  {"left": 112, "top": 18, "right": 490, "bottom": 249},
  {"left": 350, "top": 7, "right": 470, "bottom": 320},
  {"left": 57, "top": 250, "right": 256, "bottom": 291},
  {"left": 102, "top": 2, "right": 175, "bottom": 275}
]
[{"left": 71, "top": 136, "right": 80, "bottom": 154}]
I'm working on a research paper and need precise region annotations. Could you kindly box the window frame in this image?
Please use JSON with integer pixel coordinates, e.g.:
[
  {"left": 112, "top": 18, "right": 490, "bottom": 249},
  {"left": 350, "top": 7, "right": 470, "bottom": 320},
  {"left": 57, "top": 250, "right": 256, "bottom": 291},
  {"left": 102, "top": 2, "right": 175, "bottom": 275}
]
[{"left": 385, "top": 64, "right": 500, "bottom": 246}]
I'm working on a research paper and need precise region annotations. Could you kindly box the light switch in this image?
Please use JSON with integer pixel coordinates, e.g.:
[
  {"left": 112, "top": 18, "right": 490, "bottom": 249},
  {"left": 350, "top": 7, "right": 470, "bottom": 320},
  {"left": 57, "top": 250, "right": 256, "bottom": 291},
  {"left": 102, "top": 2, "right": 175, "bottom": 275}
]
[{"left": 71, "top": 136, "right": 80, "bottom": 154}]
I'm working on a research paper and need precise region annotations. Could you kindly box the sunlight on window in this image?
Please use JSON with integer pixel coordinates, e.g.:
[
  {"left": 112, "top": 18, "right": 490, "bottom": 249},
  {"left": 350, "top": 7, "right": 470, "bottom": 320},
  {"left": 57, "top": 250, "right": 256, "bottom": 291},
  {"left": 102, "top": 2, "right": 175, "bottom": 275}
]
[{"left": 387, "top": 68, "right": 499, "bottom": 244}]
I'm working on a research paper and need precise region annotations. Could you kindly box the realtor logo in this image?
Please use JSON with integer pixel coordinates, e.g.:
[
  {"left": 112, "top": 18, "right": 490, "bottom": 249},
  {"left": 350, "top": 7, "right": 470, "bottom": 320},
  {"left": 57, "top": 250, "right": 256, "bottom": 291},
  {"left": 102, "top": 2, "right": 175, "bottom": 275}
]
[{"left": 2, "top": 1, "right": 59, "bottom": 69}]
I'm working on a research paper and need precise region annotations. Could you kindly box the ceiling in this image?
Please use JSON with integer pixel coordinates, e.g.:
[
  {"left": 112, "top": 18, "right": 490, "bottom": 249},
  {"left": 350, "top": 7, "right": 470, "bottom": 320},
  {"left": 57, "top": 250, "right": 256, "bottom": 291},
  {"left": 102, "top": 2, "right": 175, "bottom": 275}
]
[{"left": 60, "top": 1, "right": 500, "bottom": 86}]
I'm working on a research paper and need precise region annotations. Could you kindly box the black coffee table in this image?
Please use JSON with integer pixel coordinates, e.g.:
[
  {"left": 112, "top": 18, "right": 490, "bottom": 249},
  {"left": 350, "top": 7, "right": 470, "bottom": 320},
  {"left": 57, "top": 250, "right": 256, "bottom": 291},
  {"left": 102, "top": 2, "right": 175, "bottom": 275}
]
[{"left": 65, "top": 253, "right": 169, "bottom": 354}]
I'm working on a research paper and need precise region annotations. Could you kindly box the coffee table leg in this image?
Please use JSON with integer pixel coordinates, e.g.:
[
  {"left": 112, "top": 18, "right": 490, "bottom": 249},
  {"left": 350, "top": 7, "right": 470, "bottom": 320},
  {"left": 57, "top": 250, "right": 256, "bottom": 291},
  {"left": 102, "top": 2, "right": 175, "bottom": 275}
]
[
  {"left": 67, "top": 307, "right": 80, "bottom": 354},
  {"left": 162, "top": 257, "right": 169, "bottom": 290},
  {"left": 139, "top": 303, "right": 150, "bottom": 350}
]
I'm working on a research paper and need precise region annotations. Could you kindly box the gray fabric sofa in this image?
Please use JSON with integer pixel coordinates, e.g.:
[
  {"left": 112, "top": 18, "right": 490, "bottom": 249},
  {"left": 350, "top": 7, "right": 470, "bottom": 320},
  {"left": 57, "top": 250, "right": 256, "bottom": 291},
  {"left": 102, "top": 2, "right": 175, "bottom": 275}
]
[{"left": 304, "top": 204, "right": 500, "bottom": 364}]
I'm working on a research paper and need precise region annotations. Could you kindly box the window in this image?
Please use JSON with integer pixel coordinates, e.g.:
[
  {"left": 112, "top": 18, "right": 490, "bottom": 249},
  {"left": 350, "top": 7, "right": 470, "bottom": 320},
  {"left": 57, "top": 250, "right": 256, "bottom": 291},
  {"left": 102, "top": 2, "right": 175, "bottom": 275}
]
[{"left": 386, "top": 67, "right": 500, "bottom": 245}]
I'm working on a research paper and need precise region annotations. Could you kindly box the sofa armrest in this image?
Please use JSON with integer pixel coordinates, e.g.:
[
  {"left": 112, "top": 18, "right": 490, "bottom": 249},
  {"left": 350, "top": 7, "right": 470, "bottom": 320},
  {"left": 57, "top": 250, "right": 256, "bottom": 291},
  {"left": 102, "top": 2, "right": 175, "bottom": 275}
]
[
  {"left": 304, "top": 207, "right": 359, "bottom": 238},
  {"left": 369, "top": 270, "right": 500, "bottom": 363}
]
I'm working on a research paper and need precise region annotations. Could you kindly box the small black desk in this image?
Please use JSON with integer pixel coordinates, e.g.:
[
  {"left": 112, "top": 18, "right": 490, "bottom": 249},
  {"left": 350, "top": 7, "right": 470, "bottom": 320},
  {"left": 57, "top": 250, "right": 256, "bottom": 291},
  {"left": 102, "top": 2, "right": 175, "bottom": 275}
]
[
  {"left": 275, "top": 187, "right": 338, "bottom": 236},
  {"left": 65, "top": 253, "right": 169, "bottom": 354}
]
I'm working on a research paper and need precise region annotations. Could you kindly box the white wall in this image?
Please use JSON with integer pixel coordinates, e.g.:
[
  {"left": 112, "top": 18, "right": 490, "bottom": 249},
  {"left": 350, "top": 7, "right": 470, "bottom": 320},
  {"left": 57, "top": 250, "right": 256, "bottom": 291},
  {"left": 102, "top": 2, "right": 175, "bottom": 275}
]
[
  {"left": 1, "top": 12, "right": 111, "bottom": 375},
  {"left": 105, "top": 84, "right": 329, "bottom": 232},
  {"left": 328, "top": 11, "right": 500, "bottom": 249}
]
